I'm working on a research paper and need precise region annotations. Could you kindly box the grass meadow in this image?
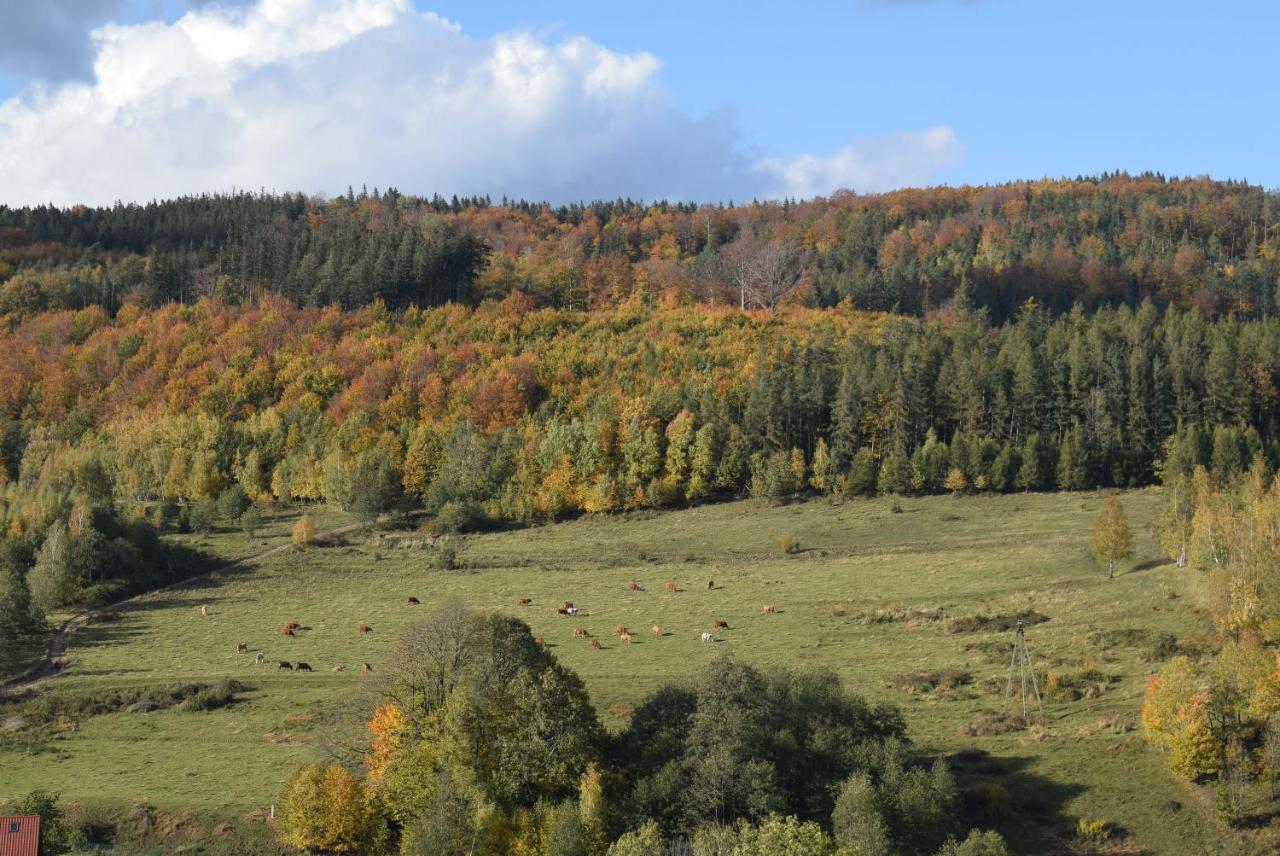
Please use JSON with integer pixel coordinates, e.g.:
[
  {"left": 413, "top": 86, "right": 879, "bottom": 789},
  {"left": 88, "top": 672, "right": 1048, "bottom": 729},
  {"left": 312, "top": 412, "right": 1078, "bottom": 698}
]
[{"left": 0, "top": 490, "right": 1228, "bottom": 853}]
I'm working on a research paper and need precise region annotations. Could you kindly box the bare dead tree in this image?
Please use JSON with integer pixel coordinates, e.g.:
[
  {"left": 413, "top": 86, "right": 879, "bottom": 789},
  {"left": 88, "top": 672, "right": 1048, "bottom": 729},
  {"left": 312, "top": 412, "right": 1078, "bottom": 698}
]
[{"left": 722, "top": 230, "right": 803, "bottom": 313}]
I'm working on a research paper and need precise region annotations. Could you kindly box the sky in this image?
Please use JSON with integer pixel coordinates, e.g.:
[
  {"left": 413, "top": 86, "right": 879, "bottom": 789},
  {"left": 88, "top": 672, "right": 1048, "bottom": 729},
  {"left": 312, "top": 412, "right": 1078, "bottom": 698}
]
[{"left": 0, "top": 0, "right": 1275, "bottom": 206}]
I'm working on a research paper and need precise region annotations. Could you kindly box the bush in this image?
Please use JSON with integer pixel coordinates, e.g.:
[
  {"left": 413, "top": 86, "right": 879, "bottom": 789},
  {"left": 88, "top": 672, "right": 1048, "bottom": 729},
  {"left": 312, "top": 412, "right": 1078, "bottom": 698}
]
[
  {"left": 936, "top": 829, "right": 1010, "bottom": 856},
  {"left": 187, "top": 499, "right": 217, "bottom": 535},
  {"left": 291, "top": 514, "right": 316, "bottom": 547},
  {"left": 239, "top": 505, "right": 262, "bottom": 538},
  {"left": 183, "top": 678, "right": 242, "bottom": 712},
  {"left": 1074, "top": 817, "right": 1111, "bottom": 845},
  {"left": 436, "top": 500, "right": 482, "bottom": 534},
  {"left": 433, "top": 542, "right": 459, "bottom": 571},
  {"left": 779, "top": 534, "right": 801, "bottom": 555},
  {"left": 216, "top": 485, "right": 251, "bottom": 522}
]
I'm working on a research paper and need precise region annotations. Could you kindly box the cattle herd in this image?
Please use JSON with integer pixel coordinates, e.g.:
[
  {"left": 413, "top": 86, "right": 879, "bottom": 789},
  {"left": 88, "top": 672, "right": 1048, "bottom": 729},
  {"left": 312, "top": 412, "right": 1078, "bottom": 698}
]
[
  {"left": 510, "top": 578, "right": 775, "bottom": 648},
  {"left": 203, "top": 576, "right": 777, "bottom": 674},
  {"left": 215, "top": 595, "right": 423, "bottom": 675}
]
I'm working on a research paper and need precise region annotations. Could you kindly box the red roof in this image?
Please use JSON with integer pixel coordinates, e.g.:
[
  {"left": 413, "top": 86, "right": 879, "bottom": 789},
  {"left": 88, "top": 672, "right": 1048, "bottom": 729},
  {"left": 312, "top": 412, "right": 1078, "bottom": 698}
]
[{"left": 0, "top": 816, "right": 39, "bottom": 856}]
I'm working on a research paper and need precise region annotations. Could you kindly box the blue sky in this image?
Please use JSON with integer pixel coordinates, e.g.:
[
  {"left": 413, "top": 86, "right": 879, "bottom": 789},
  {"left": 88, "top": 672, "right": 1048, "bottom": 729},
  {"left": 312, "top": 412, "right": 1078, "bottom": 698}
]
[{"left": 0, "top": 0, "right": 1275, "bottom": 205}]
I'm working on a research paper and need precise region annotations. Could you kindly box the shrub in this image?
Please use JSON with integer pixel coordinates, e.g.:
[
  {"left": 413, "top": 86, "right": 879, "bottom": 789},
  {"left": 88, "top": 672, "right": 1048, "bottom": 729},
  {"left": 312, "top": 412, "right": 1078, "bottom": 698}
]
[
  {"left": 216, "top": 485, "right": 251, "bottom": 522},
  {"left": 436, "top": 500, "right": 482, "bottom": 534},
  {"left": 239, "top": 506, "right": 262, "bottom": 538},
  {"left": 183, "top": 678, "right": 242, "bottom": 712},
  {"left": 1074, "top": 817, "right": 1111, "bottom": 845},
  {"left": 779, "top": 534, "right": 801, "bottom": 555},
  {"left": 291, "top": 514, "right": 316, "bottom": 547},
  {"left": 187, "top": 498, "right": 217, "bottom": 535},
  {"left": 936, "top": 829, "right": 1011, "bottom": 856},
  {"left": 432, "top": 542, "right": 459, "bottom": 571}
]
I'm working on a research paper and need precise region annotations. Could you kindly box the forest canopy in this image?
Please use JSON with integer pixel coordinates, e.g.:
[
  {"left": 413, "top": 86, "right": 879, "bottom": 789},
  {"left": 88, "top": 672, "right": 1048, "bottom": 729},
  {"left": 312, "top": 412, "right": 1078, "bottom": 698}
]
[{"left": 1, "top": 173, "right": 1278, "bottom": 321}]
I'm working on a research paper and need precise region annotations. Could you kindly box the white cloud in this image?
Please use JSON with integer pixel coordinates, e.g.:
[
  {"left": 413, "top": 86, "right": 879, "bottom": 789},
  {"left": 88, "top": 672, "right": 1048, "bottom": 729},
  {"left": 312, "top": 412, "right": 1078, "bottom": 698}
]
[
  {"left": 0, "top": 0, "right": 962, "bottom": 205},
  {"left": 758, "top": 127, "right": 964, "bottom": 200}
]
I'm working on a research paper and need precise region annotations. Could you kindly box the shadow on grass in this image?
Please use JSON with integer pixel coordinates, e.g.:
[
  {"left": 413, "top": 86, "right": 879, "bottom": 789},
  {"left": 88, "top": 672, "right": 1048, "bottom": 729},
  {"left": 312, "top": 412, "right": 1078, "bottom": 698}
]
[{"left": 948, "top": 749, "right": 1092, "bottom": 855}]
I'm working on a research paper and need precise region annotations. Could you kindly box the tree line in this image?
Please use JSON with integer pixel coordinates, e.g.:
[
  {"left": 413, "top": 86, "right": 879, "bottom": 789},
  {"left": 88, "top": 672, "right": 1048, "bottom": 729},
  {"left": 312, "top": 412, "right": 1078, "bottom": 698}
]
[{"left": 2, "top": 173, "right": 1278, "bottom": 320}]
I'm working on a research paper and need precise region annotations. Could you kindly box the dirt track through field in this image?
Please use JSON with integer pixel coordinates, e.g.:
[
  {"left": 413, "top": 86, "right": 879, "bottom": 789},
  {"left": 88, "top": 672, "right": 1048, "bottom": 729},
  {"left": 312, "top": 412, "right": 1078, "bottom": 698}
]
[{"left": 1, "top": 521, "right": 370, "bottom": 694}]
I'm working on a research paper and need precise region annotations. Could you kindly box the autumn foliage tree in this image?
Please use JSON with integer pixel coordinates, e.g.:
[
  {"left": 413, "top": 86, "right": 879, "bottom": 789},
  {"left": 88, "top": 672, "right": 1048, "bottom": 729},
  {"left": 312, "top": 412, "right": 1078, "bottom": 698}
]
[{"left": 1090, "top": 496, "right": 1134, "bottom": 579}]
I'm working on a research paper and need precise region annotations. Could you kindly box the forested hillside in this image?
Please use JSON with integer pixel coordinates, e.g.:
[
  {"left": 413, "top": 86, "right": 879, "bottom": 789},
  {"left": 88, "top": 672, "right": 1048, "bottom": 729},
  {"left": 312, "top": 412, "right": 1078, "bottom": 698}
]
[{"left": 2, "top": 174, "right": 1278, "bottom": 320}]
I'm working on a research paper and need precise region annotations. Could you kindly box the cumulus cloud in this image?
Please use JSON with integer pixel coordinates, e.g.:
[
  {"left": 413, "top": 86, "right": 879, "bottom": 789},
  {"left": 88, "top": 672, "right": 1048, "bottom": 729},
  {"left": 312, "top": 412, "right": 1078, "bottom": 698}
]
[{"left": 0, "top": 0, "right": 962, "bottom": 205}]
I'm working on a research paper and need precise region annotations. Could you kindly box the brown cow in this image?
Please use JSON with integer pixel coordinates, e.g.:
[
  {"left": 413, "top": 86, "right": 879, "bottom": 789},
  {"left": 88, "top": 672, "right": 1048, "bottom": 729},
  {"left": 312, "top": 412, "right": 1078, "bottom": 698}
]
[
  {"left": 236, "top": 642, "right": 247, "bottom": 653},
  {"left": 762, "top": 604, "right": 777, "bottom": 613},
  {"left": 516, "top": 596, "right": 532, "bottom": 606},
  {"left": 358, "top": 624, "right": 372, "bottom": 634},
  {"left": 664, "top": 581, "right": 677, "bottom": 592},
  {"left": 574, "top": 627, "right": 590, "bottom": 637},
  {"left": 295, "top": 662, "right": 314, "bottom": 672},
  {"left": 628, "top": 580, "right": 641, "bottom": 591},
  {"left": 651, "top": 625, "right": 662, "bottom": 636},
  {"left": 615, "top": 625, "right": 629, "bottom": 636},
  {"left": 362, "top": 663, "right": 373, "bottom": 672},
  {"left": 589, "top": 639, "right": 602, "bottom": 648},
  {"left": 281, "top": 626, "right": 296, "bottom": 637},
  {"left": 713, "top": 619, "right": 729, "bottom": 629},
  {"left": 277, "top": 660, "right": 293, "bottom": 670},
  {"left": 533, "top": 636, "right": 545, "bottom": 646},
  {"left": 556, "top": 606, "right": 570, "bottom": 616},
  {"left": 707, "top": 580, "right": 715, "bottom": 590},
  {"left": 407, "top": 596, "right": 420, "bottom": 605},
  {"left": 621, "top": 633, "right": 635, "bottom": 644}
]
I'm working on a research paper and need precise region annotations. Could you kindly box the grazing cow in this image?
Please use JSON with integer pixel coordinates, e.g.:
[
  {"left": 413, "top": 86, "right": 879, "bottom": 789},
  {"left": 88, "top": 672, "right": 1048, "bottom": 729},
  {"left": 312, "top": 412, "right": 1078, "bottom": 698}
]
[
  {"left": 254, "top": 652, "right": 265, "bottom": 664},
  {"left": 628, "top": 580, "right": 640, "bottom": 591},
  {"left": 295, "top": 662, "right": 314, "bottom": 672},
  {"left": 615, "top": 625, "right": 629, "bottom": 636},
  {"left": 556, "top": 607, "right": 570, "bottom": 616},
  {"left": 621, "top": 633, "right": 635, "bottom": 644},
  {"left": 358, "top": 624, "right": 372, "bottom": 634},
  {"left": 332, "top": 665, "right": 345, "bottom": 672},
  {"left": 707, "top": 580, "right": 715, "bottom": 590},
  {"left": 362, "top": 663, "right": 373, "bottom": 672},
  {"left": 237, "top": 642, "right": 247, "bottom": 653},
  {"left": 713, "top": 619, "right": 729, "bottom": 629},
  {"left": 589, "top": 639, "right": 602, "bottom": 648},
  {"left": 664, "top": 581, "right": 677, "bottom": 592},
  {"left": 651, "top": 625, "right": 662, "bottom": 636},
  {"left": 574, "top": 627, "right": 590, "bottom": 637},
  {"left": 533, "top": 636, "right": 545, "bottom": 647},
  {"left": 700, "top": 632, "right": 714, "bottom": 643},
  {"left": 407, "top": 596, "right": 420, "bottom": 605},
  {"left": 200, "top": 605, "right": 209, "bottom": 617},
  {"left": 762, "top": 604, "right": 777, "bottom": 613},
  {"left": 281, "top": 626, "right": 296, "bottom": 636},
  {"left": 278, "top": 660, "right": 293, "bottom": 670},
  {"left": 516, "top": 597, "right": 532, "bottom": 606}
]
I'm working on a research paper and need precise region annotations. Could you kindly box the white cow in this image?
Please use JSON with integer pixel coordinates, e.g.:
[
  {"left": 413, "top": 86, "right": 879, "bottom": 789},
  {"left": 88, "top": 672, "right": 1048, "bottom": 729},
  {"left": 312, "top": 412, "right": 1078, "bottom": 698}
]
[
  {"left": 700, "top": 632, "right": 714, "bottom": 643},
  {"left": 254, "top": 651, "right": 265, "bottom": 664}
]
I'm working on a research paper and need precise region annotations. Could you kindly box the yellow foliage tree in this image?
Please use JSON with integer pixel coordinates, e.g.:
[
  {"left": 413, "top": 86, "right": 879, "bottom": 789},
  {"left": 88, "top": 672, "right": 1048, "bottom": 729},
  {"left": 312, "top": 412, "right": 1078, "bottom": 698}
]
[
  {"left": 292, "top": 513, "right": 316, "bottom": 547},
  {"left": 1090, "top": 496, "right": 1133, "bottom": 579},
  {"left": 278, "top": 763, "right": 385, "bottom": 854}
]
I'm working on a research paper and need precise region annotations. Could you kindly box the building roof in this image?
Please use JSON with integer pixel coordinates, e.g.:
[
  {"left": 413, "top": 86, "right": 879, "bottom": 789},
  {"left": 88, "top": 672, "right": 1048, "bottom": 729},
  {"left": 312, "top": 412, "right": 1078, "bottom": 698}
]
[{"left": 0, "top": 816, "right": 40, "bottom": 856}]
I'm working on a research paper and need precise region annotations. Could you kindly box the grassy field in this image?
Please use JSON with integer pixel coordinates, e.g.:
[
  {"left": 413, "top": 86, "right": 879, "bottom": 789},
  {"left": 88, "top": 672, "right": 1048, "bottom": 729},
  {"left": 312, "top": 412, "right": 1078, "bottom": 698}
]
[{"left": 0, "top": 490, "right": 1227, "bottom": 853}]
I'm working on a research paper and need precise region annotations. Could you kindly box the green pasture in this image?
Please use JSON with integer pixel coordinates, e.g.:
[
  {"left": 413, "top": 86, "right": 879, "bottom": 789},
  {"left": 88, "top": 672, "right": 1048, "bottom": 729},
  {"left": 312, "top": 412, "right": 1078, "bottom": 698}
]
[{"left": 0, "top": 491, "right": 1226, "bottom": 853}]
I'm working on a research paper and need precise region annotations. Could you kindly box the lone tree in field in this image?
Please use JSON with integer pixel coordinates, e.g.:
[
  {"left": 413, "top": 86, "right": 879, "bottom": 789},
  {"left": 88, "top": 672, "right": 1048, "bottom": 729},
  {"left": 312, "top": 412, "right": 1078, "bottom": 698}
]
[
  {"left": 292, "top": 514, "right": 316, "bottom": 548},
  {"left": 1091, "top": 496, "right": 1133, "bottom": 579}
]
